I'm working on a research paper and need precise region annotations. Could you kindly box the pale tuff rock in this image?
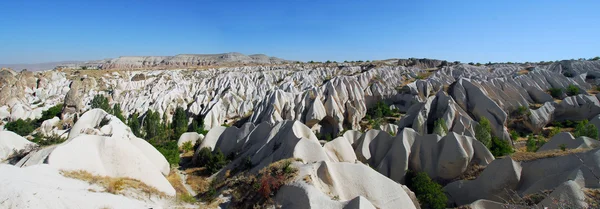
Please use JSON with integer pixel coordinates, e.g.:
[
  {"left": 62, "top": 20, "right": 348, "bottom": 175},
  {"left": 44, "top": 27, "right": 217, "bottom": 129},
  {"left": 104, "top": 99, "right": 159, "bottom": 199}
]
[
  {"left": 0, "top": 131, "right": 35, "bottom": 162},
  {"left": 177, "top": 132, "right": 203, "bottom": 148},
  {"left": 16, "top": 109, "right": 175, "bottom": 196},
  {"left": 0, "top": 164, "right": 156, "bottom": 209},
  {"left": 537, "top": 132, "right": 600, "bottom": 151},
  {"left": 275, "top": 161, "right": 418, "bottom": 209},
  {"left": 445, "top": 148, "right": 600, "bottom": 206}
]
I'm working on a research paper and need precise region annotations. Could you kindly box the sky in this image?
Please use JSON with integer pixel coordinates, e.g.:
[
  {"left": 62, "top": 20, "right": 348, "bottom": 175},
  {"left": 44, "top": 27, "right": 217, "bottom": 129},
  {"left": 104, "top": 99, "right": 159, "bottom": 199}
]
[{"left": 0, "top": 0, "right": 599, "bottom": 64}]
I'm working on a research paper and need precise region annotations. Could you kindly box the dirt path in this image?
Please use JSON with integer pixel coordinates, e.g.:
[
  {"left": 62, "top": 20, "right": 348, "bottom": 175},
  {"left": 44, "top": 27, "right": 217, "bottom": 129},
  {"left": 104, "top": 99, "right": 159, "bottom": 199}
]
[{"left": 176, "top": 168, "right": 196, "bottom": 196}]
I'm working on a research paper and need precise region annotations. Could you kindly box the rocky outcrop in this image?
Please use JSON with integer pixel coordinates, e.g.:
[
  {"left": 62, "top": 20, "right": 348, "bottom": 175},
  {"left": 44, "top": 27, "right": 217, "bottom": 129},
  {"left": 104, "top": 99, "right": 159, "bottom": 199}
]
[
  {"left": 17, "top": 109, "right": 175, "bottom": 196},
  {"left": 445, "top": 148, "right": 600, "bottom": 207},
  {"left": 56, "top": 53, "right": 289, "bottom": 70},
  {"left": 0, "top": 131, "right": 35, "bottom": 162},
  {"left": 537, "top": 132, "right": 600, "bottom": 151}
]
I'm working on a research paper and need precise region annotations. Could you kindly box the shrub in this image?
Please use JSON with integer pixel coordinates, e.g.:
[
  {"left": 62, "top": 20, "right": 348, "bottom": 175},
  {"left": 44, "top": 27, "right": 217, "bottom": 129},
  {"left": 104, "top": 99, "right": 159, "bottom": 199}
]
[
  {"left": 196, "top": 147, "right": 213, "bottom": 166},
  {"left": 107, "top": 178, "right": 125, "bottom": 194},
  {"left": 181, "top": 141, "right": 194, "bottom": 152},
  {"left": 433, "top": 118, "right": 448, "bottom": 136},
  {"left": 39, "top": 104, "right": 63, "bottom": 122},
  {"left": 90, "top": 94, "right": 110, "bottom": 112},
  {"left": 475, "top": 118, "right": 492, "bottom": 148},
  {"left": 592, "top": 56, "right": 600, "bottom": 61},
  {"left": 514, "top": 106, "right": 529, "bottom": 117},
  {"left": 5, "top": 119, "right": 35, "bottom": 136},
  {"left": 563, "top": 72, "right": 574, "bottom": 77},
  {"left": 367, "top": 101, "right": 393, "bottom": 119},
  {"left": 548, "top": 88, "right": 563, "bottom": 98},
  {"left": 206, "top": 149, "right": 227, "bottom": 174},
  {"left": 566, "top": 84, "right": 580, "bottom": 96},
  {"left": 31, "top": 133, "right": 67, "bottom": 146},
  {"left": 573, "top": 120, "right": 598, "bottom": 139},
  {"left": 510, "top": 130, "right": 519, "bottom": 141},
  {"left": 407, "top": 171, "right": 447, "bottom": 209},
  {"left": 178, "top": 193, "right": 196, "bottom": 203},
  {"left": 559, "top": 143, "right": 567, "bottom": 151},
  {"left": 548, "top": 127, "right": 560, "bottom": 138},
  {"left": 526, "top": 135, "right": 545, "bottom": 152},
  {"left": 490, "top": 137, "right": 514, "bottom": 157}
]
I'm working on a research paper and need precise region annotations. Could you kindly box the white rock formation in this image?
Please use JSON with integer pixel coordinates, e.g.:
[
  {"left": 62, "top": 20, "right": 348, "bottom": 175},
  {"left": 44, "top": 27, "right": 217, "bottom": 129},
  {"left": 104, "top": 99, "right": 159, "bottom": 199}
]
[{"left": 0, "top": 131, "right": 35, "bottom": 162}]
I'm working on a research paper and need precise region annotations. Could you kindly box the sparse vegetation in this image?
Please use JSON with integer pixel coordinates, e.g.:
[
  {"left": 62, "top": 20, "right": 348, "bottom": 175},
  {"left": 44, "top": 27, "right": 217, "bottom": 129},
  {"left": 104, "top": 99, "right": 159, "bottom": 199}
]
[
  {"left": 61, "top": 170, "right": 166, "bottom": 197},
  {"left": 31, "top": 133, "right": 67, "bottom": 146},
  {"left": 181, "top": 141, "right": 194, "bottom": 152},
  {"left": 511, "top": 148, "right": 592, "bottom": 162}
]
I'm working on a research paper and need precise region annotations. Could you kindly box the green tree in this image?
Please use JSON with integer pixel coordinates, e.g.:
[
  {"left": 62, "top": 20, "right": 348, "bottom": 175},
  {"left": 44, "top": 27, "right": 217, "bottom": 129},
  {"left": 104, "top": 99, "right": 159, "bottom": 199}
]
[
  {"left": 171, "top": 107, "right": 188, "bottom": 140},
  {"left": 128, "top": 112, "right": 141, "bottom": 137},
  {"left": 573, "top": 120, "right": 598, "bottom": 139},
  {"left": 433, "top": 118, "right": 448, "bottom": 136},
  {"left": 112, "top": 104, "right": 125, "bottom": 122},
  {"left": 39, "top": 104, "right": 63, "bottom": 122},
  {"left": 207, "top": 149, "right": 227, "bottom": 174},
  {"left": 144, "top": 109, "right": 164, "bottom": 140},
  {"left": 408, "top": 171, "right": 447, "bottom": 209},
  {"left": 592, "top": 56, "right": 600, "bottom": 61},
  {"left": 91, "top": 94, "right": 110, "bottom": 113},
  {"left": 566, "top": 84, "right": 580, "bottom": 96},
  {"left": 5, "top": 119, "right": 35, "bottom": 136},
  {"left": 475, "top": 117, "right": 492, "bottom": 148}
]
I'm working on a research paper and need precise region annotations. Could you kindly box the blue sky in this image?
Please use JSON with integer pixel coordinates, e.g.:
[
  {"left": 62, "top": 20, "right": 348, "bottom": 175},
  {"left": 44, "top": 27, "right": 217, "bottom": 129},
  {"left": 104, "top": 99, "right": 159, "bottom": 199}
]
[{"left": 0, "top": 0, "right": 598, "bottom": 64}]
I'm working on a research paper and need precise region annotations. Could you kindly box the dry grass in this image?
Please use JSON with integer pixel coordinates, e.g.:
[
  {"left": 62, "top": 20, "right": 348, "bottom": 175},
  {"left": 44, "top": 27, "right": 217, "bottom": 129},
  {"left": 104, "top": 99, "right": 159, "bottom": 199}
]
[
  {"left": 60, "top": 170, "right": 166, "bottom": 197},
  {"left": 517, "top": 69, "right": 530, "bottom": 75},
  {"left": 456, "top": 164, "right": 487, "bottom": 181},
  {"left": 184, "top": 167, "right": 211, "bottom": 193},
  {"left": 585, "top": 188, "right": 600, "bottom": 208},
  {"left": 166, "top": 169, "right": 189, "bottom": 195},
  {"left": 511, "top": 148, "right": 592, "bottom": 162}
]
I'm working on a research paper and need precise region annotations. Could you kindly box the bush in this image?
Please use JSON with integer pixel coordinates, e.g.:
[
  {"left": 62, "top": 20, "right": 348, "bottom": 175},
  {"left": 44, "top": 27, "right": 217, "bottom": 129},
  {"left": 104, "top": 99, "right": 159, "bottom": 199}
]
[
  {"left": 526, "top": 135, "right": 545, "bottom": 152},
  {"left": 39, "top": 104, "right": 63, "bottom": 122},
  {"left": 548, "top": 88, "right": 563, "bottom": 98},
  {"left": 5, "top": 119, "right": 35, "bottom": 136},
  {"left": 196, "top": 147, "right": 228, "bottom": 174},
  {"left": 563, "top": 71, "right": 574, "bottom": 77},
  {"left": 573, "top": 120, "right": 598, "bottom": 139},
  {"left": 433, "top": 118, "right": 448, "bottom": 136},
  {"left": 592, "top": 56, "right": 600, "bottom": 61},
  {"left": 181, "top": 141, "right": 194, "bottom": 152},
  {"left": 547, "top": 127, "right": 560, "bottom": 138},
  {"left": 490, "top": 137, "right": 514, "bottom": 157},
  {"left": 90, "top": 94, "right": 110, "bottom": 112},
  {"left": 407, "top": 171, "right": 447, "bottom": 209},
  {"left": 510, "top": 130, "right": 519, "bottom": 141},
  {"left": 367, "top": 101, "right": 393, "bottom": 119},
  {"left": 514, "top": 106, "right": 529, "bottom": 117},
  {"left": 566, "top": 84, "right": 580, "bottom": 96},
  {"left": 207, "top": 149, "right": 227, "bottom": 174},
  {"left": 559, "top": 143, "right": 567, "bottom": 151},
  {"left": 31, "top": 133, "right": 67, "bottom": 146},
  {"left": 475, "top": 118, "right": 492, "bottom": 148}
]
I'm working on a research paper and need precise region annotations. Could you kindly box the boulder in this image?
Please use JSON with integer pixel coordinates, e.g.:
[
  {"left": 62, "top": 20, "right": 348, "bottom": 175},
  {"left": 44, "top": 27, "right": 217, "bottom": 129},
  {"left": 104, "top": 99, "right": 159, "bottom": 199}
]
[{"left": 177, "top": 132, "right": 203, "bottom": 148}]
